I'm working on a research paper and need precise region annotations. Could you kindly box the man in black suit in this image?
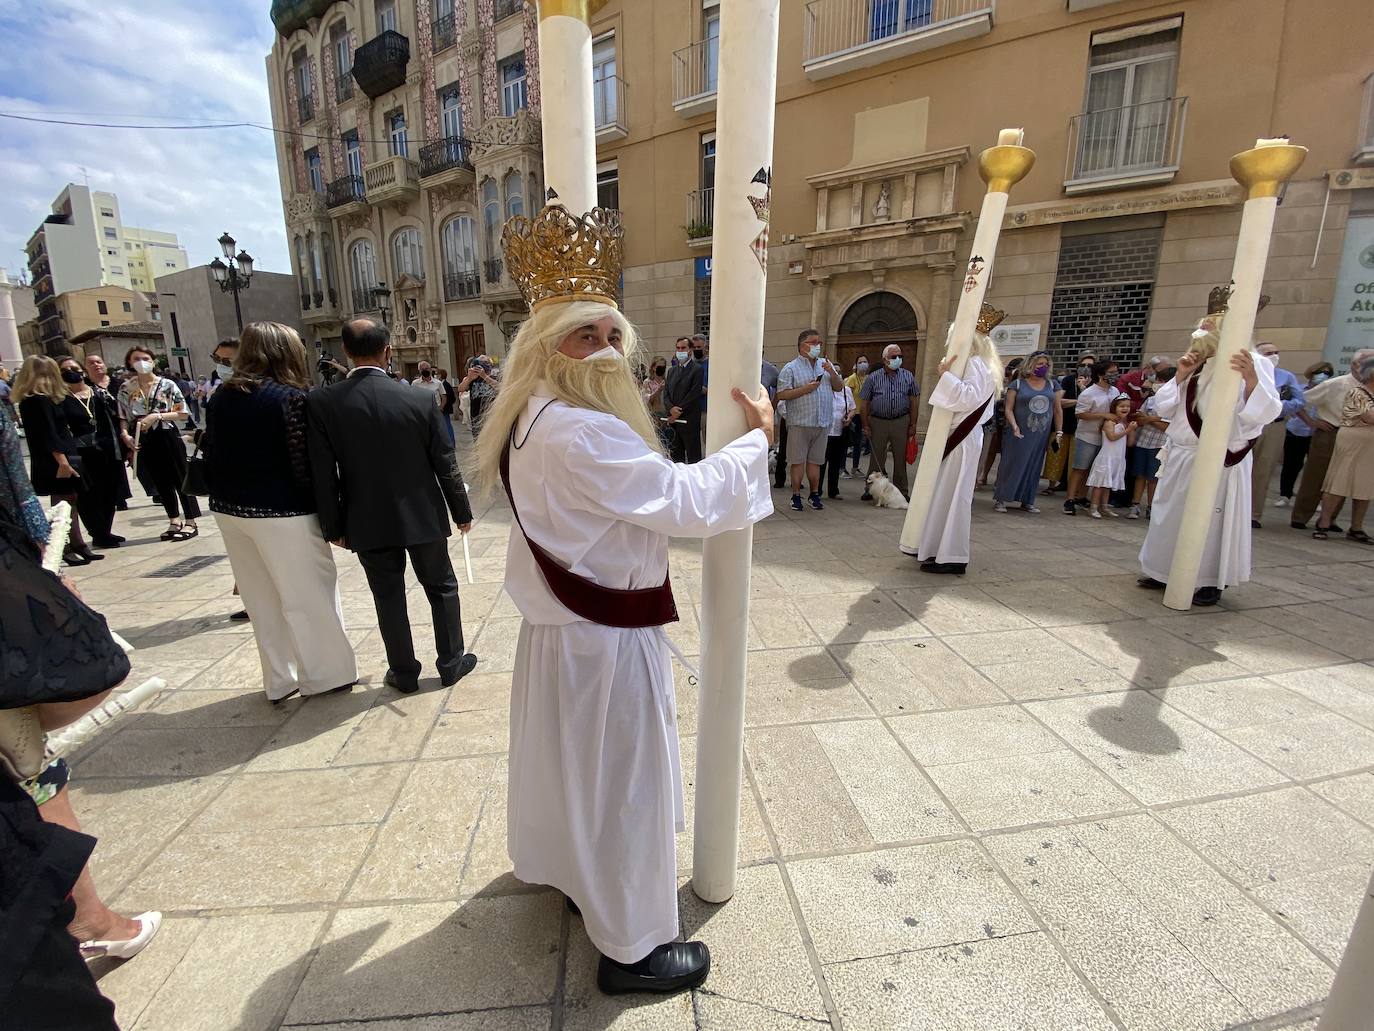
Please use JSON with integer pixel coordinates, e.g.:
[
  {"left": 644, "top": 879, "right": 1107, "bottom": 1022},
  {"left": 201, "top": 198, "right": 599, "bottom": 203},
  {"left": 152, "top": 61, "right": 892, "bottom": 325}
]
[
  {"left": 663, "top": 336, "right": 704, "bottom": 463},
  {"left": 308, "top": 319, "right": 478, "bottom": 694}
]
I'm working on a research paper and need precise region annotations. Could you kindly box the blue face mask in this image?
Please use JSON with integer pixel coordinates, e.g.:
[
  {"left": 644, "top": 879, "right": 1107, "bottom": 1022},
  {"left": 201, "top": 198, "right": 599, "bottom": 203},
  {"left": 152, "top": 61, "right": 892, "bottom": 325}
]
[
  {"left": 886, "top": 356, "right": 902, "bottom": 370},
  {"left": 808, "top": 345, "right": 821, "bottom": 360},
  {"left": 1312, "top": 372, "right": 1330, "bottom": 384}
]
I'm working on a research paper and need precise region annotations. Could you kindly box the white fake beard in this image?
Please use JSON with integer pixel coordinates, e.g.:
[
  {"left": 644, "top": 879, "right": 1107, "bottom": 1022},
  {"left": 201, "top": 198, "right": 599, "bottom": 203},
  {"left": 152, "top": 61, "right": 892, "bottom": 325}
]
[{"left": 545, "top": 350, "right": 662, "bottom": 452}]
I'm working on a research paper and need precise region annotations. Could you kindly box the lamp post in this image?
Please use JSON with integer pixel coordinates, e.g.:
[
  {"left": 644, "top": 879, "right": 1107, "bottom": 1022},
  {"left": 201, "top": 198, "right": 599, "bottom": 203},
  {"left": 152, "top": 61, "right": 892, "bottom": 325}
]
[
  {"left": 208, "top": 231, "right": 254, "bottom": 333},
  {"left": 371, "top": 282, "right": 392, "bottom": 326}
]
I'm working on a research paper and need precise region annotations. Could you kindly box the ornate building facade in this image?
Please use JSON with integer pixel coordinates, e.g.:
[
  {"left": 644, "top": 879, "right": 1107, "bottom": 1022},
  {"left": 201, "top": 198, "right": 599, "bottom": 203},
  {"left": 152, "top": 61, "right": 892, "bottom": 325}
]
[{"left": 268, "top": 0, "right": 546, "bottom": 375}]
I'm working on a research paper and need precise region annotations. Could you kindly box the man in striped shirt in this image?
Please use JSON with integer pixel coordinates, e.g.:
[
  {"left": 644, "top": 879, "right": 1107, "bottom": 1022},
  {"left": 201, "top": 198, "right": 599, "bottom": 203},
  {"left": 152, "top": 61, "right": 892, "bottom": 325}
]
[{"left": 859, "top": 344, "right": 920, "bottom": 501}]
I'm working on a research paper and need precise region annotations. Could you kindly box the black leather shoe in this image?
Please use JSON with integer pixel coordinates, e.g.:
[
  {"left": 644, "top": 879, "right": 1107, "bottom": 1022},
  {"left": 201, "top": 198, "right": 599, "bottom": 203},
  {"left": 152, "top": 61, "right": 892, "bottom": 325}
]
[
  {"left": 441, "top": 653, "right": 478, "bottom": 688},
  {"left": 92, "top": 536, "right": 122, "bottom": 548},
  {"left": 597, "top": 941, "right": 711, "bottom": 996},
  {"left": 1251, "top": 520, "right": 1261, "bottom": 529},
  {"left": 230, "top": 610, "right": 251, "bottom": 622},
  {"left": 1290, "top": 521, "right": 1306, "bottom": 530},
  {"left": 920, "top": 559, "right": 939, "bottom": 572},
  {"left": 1193, "top": 587, "right": 1222, "bottom": 606},
  {"left": 384, "top": 670, "right": 420, "bottom": 694},
  {"left": 931, "top": 562, "right": 967, "bottom": 575},
  {"left": 1136, "top": 577, "right": 1167, "bottom": 590},
  {"left": 565, "top": 894, "right": 580, "bottom": 916}
]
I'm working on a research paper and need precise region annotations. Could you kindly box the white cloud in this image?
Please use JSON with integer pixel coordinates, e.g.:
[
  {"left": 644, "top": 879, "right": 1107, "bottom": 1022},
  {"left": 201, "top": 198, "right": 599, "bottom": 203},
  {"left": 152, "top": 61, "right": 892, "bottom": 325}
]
[{"left": 0, "top": 0, "right": 291, "bottom": 281}]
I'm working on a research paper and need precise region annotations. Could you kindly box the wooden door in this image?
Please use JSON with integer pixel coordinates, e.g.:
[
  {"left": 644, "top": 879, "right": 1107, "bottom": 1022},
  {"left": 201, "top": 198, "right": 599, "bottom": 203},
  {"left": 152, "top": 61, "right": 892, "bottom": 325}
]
[{"left": 450, "top": 324, "right": 486, "bottom": 371}]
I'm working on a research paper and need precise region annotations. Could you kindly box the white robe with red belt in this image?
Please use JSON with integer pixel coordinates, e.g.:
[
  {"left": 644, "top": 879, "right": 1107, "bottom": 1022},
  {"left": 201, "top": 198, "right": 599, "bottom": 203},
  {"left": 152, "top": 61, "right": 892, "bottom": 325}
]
[
  {"left": 502, "top": 393, "right": 772, "bottom": 963},
  {"left": 918, "top": 357, "right": 995, "bottom": 565}
]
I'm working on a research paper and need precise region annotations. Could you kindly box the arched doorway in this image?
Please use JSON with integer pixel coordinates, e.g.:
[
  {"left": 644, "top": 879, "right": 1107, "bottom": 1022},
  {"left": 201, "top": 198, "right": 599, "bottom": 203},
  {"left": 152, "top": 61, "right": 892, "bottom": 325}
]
[{"left": 836, "top": 291, "right": 920, "bottom": 377}]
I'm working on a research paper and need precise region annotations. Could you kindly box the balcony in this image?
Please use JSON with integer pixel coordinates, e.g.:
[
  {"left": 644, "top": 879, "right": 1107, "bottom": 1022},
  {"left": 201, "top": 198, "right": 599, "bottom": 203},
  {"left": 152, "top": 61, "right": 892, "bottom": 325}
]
[
  {"left": 34, "top": 281, "right": 54, "bottom": 303},
  {"left": 802, "top": 0, "right": 994, "bottom": 81},
  {"left": 419, "top": 136, "right": 475, "bottom": 183},
  {"left": 1064, "top": 96, "right": 1188, "bottom": 194},
  {"left": 352, "top": 30, "right": 410, "bottom": 99},
  {"left": 484, "top": 258, "right": 504, "bottom": 284},
  {"left": 1357, "top": 73, "right": 1374, "bottom": 164},
  {"left": 335, "top": 72, "right": 353, "bottom": 104},
  {"left": 672, "top": 38, "right": 718, "bottom": 117},
  {"left": 594, "top": 75, "right": 628, "bottom": 142},
  {"left": 444, "top": 270, "right": 481, "bottom": 301},
  {"left": 685, "top": 187, "right": 714, "bottom": 246},
  {"left": 325, "top": 174, "right": 366, "bottom": 212},
  {"left": 297, "top": 93, "right": 315, "bottom": 124},
  {"left": 495, "top": 0, "right": 523, "bottom": 20},
  {"left": 303, "top": 287, "right": 341, "bottom": 325},
  {"left": 351, "top": 287, "right": 381, "bottom": 313},
  {"left": 363, "top": 154, "right": 420, "bottom": 207},
  {"left": 433, "top": 11, "right": 456, "bottom": 53}
]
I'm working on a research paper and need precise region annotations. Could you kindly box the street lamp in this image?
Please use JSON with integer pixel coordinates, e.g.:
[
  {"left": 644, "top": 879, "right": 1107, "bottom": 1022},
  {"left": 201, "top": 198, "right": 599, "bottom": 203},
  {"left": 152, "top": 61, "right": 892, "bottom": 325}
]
[
  {"left": 371, "top": 282, "right": 392, "bottom": 325},
  {"left": 210, "top": 232, "right": 254, "bottom": 332}
]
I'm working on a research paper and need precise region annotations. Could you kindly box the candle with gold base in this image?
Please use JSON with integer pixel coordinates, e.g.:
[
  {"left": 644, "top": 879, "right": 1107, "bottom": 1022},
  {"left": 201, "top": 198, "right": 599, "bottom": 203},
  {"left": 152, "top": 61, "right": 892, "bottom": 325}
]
[{"left": 536, "top": 0, "right": 608, "bottom": 213}]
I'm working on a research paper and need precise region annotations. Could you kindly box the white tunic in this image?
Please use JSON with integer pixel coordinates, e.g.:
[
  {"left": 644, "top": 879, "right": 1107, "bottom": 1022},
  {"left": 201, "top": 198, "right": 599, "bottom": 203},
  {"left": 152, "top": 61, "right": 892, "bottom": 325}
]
[
  {"left": 1138, "top": 355, "right": 1281, "bottom": 589},
  {"left": 503, "top": 394, "right": 772, "bottom": 963},
  {"left": 918, "top": 358, "right": 994, "bottom": 565}
]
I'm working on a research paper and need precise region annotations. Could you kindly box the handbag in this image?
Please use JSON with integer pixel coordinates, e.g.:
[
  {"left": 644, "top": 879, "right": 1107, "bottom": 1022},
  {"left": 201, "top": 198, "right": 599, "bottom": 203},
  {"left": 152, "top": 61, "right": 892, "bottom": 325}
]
[
  {"left": 183, "top": 440, "right": 209, "bottom": 496},
  {"left": 905, "top": 436, "right": 918, "bottom": 465}
]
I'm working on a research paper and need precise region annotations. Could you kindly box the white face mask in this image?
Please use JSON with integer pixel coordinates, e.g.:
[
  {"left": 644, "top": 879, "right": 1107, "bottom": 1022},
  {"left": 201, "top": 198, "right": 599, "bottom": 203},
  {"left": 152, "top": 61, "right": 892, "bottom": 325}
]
[
  {"left": 1261, "top": 352, "right": 1279, "bottom": 365},
  {"left": 584, "top": 345, "right": 623, "bottom": 363},
  {"left": 856, "top": 362, "right": 869, "bottom": 374},
  {"left": 886, "top": 356, "right": 902, "bottom": 370},
  {"left": 214, "top": 363, "right": 233, "bottom": 380},
  {"left": 676, "top": 350, "right": 689, "bottom": 362},
  {"left": 133, "top": 359, "right": 154, "bottom": 375},
  {"left": 808, "top": 345, "right": 822, "bottom": 360}
]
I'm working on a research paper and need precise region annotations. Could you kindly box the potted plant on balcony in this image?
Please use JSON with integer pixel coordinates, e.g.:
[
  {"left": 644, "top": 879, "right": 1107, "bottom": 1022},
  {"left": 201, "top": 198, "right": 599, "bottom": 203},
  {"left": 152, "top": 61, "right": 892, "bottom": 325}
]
[{"left": 685, "top": 220, "right": 713, "bottom": 240}]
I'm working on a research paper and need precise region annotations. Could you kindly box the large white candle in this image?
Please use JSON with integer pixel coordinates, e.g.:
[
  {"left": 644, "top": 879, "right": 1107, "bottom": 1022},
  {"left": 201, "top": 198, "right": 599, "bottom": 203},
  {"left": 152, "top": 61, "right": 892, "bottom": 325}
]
[{"left": 536, "top": 1, "right": 601, "bottom": 212}]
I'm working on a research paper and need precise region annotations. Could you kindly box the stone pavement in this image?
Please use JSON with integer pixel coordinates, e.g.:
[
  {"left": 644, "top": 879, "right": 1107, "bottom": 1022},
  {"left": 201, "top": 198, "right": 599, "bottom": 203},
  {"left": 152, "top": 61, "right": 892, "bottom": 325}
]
[{"left": 61, "top": 469, "right": 1374, "bottom": 1030}]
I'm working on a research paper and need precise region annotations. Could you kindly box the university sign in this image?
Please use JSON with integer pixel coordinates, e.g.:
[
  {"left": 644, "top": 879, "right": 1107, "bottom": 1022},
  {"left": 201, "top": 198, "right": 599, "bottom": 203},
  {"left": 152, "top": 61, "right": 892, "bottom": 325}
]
[{"left": 1322, "top": 214, "right": 1374, "bottom": 370}]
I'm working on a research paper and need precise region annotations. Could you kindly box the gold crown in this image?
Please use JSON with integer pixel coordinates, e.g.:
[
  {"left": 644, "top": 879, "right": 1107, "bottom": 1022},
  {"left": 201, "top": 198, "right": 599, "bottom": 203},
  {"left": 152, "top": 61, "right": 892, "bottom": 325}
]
[
  {"left": 977, "top": 302, "right": 1007, "bottom": 334},
  {"left": 502, "top": 202, "right": 624, "bottom": 311},
  {"left": 1207, "top": 283, "right": 1270, "bottom": 317}
]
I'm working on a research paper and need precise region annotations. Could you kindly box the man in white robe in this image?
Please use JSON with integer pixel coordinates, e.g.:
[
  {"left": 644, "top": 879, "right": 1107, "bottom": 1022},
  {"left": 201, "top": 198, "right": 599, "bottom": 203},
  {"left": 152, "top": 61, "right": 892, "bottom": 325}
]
[
  {"left": 918, "top": 329, "right": 1001, "bottom": 575},
  {"left": 472, "top": 288, "right": 774, "bottom": 995},
  {"left": 1138, "top": 313, "right": 1281, "bottom": 605}
]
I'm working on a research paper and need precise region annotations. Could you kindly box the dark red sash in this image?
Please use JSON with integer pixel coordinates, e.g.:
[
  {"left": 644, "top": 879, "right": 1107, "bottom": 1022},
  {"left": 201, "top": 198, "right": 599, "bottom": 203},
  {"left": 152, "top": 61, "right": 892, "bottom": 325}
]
[
  {"left": 1184, "top": 369, "right": 1257, "bottom": 468},
  {"left": 500, "top": 437, "right": 679, "bottom": 629},
  {"left": 944, "top": 396, "right": 993, "bottom": 459}
]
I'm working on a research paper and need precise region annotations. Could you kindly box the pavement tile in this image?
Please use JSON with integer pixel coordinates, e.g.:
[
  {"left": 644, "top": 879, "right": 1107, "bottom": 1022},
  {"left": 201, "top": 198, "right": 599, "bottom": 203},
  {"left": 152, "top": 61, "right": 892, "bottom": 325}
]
[
  {"left": 678, "top": 736, "right": 773, "bottom": 875},
  {"left": 887, "top": 585, "right": 1033, "bottom": 636},
  {"left": 281, "top": 1012, "right": 550, "bottom": 1031},
  {"left": 890, "top": 706, "right": 1064, "bottom": 768},
  {"left": 679, "top": 867, "right": 828, "bottom": 1021},
  {"left": 285, "top": 896, "right": 561, "bottom": 1023},
  {"left": 1251, "top": 861, "right": 1372, "bottom": 964},
  {"left": 1152, "top": 677, "right": 1329, "bottom": 730},
  {"left": 749, "top": 598, "right": 826, "bottom": 648},
  {"left": 423, "top": 708, "right": 510, "bottom": 758},
  {"left": 824, "top": 932, "right": 1115, "bottom": 1031},
  {"left": 334, "top": 688, "right": 449, "bottom": 766},
  {"left": 72, "top": 725, "right": 278, "bottom": 779},
  {"left": 1049, "top": 622, "right": 1249, "bottom": 689},
  {"left": 1310, "top": 771, "right": 1374, "bottom": 826},
  {"left": 191, "top": 765, "right": 408, "bottom": 832},
  {"left": 924, "top": 751, "right": 1136, "bottom": 831},
  {"left": 832, "top": 639, "right": 1007, "bottom": 713},
  {"left": 1026, "top": 693, "right": 1289, "bottom": 804},
  {"left": 787, "top": 841, "right": 1036, "bottom": 964},
  {"left": 94, "top": 915, "right": 206, "bottom": 1029},
  {"left": 239, "top": 690, "right": 379, "bottom": 772},
  {"left": 349, "top": 757, "right": 496, "bottom": 902},
  {"left": 989, "top": 815, "right": 1330, "bottom": 1031},
  {"left": 444, "top": 671, "right": 514, "bottom": 713},
  {"left": 1225, "top": 712, "right": 1374, "bottom": 779},
  {"left": 117, "top": 824, "right": 376, "bottom": 910},
  {"left": 560, "top": 928, "right": 696, "bottom": 1030},
  {"left": 983, "top": 578, "right": 1132, "bottom": 627},
  {"left": 811, "top": 720, "right": 961, "bottom": 842},
  {"left": 744, "top": 676, "right": 873, "bottom": 728},
  {"left": 694, "top": 994, "right": 830, "bottom": 1030},
  {"left": 460, "top": 760, "right": 530, "bottom": 897},
  {"left": 1271, "top": 664, "right": 1374, "bottom": 729},
  {"left": 126, "top": 912, "right": 326, "bottom": 1031},
  {"left": 137, "top": 687, "right": 303, "bottom": 727},
  {"left": 802, "top": 590, "right": 932, "bottom": 645},
  {"left": 940, "top": 627, "right": 1091, "bottom": 670},
  {"left": 472, "top": 616, "right": 523, "bottom": 673},
  {"left": 747, "top": 725, "right": 871, "bottom": 855},
  {"left": 1248, "top": 604, "right": 1374, "bottom": 661}
]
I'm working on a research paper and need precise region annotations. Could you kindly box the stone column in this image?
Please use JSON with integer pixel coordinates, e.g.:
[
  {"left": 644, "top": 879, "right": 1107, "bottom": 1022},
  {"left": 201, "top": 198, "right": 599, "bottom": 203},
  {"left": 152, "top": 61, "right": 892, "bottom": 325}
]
[
  {"left": 919, "top": 263, "right": 955, "bottom": 435},
  {"left": 810, "top": 276, "right": 830, "bottom": 336},
  {"left": 0, "top": 269, "right": 22, "bottom": 367}
]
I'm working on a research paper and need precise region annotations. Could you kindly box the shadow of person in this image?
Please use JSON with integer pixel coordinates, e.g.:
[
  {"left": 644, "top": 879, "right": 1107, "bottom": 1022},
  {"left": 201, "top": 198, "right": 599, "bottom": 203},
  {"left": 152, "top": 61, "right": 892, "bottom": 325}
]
[
  {"left": 1086, "top": 689, "right": 1182, "bottom": 756},
  {"left": 786, "top": 585, "right": 929, "bottom": 686}
]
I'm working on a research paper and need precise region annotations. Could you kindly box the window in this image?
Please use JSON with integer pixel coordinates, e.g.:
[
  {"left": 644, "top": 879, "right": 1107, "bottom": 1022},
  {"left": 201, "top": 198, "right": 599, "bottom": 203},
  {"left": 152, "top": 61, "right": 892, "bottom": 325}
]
[
  {"left": 592, "top": 36, "right": 617, "bottom": 127},
  {"left": 164, "top": 262, "right": 175, "bottom": 268},
  {"left": 100, "top": 320, "right": 110, "bottom": 327},
  {"left": 869, "top": 0, "right": 935, "bottom": 42},
  {"left": 344, "top": 130, "right": 362, "bottom": 178},
  {"left": 103, "top": 227, "right": 117, "bottom": 239},
  {"left": 701, "top": 133, "right": 716, "bottom": 191},
  {"left": 704, "top": 6, "right": 720, "bottom": 93},
  {"left": 442, "top": 216, "right": 478, "bottom": 299},
  {"left": 122, "top": 301, "right": 131, "bottom": 312},
  {"left": 391, "top": 226, "right": 425, "bottom": 281},
  {"left": 321, "top": 233, "right": 337, "bottom": 298},
  {"left": 435, "top": 0, "right": 454, "bottom": 19},
  {"left": 388, "top": 111, "right": 408, "bottom": 157},
  {"left": 98, "top": 300, "right": 108, "bottom": 314},
  {"left": 295, "top": 51, "right": 312, "bottom": 108},
  {"left": 306, "top": 148, "right": 324, "bottom": 192},
  {"left": 332, "top": 22, "right": 352, "bottom": 81},
  {"left": 482, "top": 178, "right": 501, "bottom": 259},
  {"left": 504, "top": 171, "right": 524, "bottom": 220},
  {"left": 376, "top": 0, "right": 397, "bottom": 33},
  {"left": 349, "top": 238, "right": 379, "bottom": 306},
  {"left": 597, "top": 162, "right": 619, "bottom": 211},
  {"left": 100, "top": 208, "right": 114, "bottom": 218},
  {"left": 500, "top": 56, "right": 528, "bottom": 116},
  {"left": 106, "top": 248, "right": 117, "bottom": 256},
  {"left": 1079, "top": 22, "right": 1180, "bottom": 177},
  {"left": 441, "top": 88, "right": 462, "bottom": 140}
]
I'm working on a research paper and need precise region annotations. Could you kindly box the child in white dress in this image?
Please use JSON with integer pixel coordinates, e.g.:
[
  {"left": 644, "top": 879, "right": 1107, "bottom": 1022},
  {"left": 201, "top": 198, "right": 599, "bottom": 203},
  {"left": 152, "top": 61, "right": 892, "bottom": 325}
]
[{"left": 1087, "top": 396, "right": 1133, "bottom": 518}]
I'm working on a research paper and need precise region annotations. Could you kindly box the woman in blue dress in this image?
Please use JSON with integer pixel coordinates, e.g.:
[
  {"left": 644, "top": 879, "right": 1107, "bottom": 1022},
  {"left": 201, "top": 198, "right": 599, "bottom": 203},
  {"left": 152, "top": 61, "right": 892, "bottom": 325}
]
[{"left": 993, "top": 351, "right": 1064, "bottom": 512}]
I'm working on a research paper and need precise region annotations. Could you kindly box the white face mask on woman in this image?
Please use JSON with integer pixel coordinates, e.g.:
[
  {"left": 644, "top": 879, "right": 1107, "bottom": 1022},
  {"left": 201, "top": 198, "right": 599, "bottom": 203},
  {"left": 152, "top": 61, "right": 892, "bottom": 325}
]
[{"left": 133, "top": 359, "right": 154, "bottom": 375}]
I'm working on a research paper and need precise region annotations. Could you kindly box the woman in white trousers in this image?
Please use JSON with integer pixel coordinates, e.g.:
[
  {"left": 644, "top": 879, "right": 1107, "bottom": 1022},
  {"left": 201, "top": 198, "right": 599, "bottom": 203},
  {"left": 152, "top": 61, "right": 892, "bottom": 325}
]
[{"left": 204, "top": 322, "right": 357, "bottom": 702}]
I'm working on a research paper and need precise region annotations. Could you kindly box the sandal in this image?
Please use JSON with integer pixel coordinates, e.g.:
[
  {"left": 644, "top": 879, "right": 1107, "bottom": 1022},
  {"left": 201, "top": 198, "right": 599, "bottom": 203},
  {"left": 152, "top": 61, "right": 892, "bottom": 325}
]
[
  {"left": 160, "top": 523, "right": 183, "bottom": 541},
  {"left": 1348, "top": 530, "right": 1373, "bottom": 545},
  {"left": 169, "top": 524, "right": 199, "bottom": 541},
  {"left": 1312, "top": 529, "right": 1329, "bottom": 541}
]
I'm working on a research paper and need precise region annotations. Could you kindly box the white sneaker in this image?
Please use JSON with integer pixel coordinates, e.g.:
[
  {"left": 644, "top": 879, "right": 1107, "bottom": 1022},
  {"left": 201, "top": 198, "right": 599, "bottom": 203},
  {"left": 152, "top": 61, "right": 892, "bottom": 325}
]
[
  {"left": 1106, "top": 507, "right": 1120, "bottom": 518},
  {"left": 1274, "top": 497, "right": 1290, "bottom": 508},
  {"left": 1022, "top": 505, "right": 1041, "bottom": 514},
  {"left": 993, "top": 501, "right": 1007, "bottom": 513},
  {"left": 1127, "top": 505, "right": 1141, "bottom": 519},
  {"left": 1090, "top": 509, "right": 1103, "bottom": 519}
]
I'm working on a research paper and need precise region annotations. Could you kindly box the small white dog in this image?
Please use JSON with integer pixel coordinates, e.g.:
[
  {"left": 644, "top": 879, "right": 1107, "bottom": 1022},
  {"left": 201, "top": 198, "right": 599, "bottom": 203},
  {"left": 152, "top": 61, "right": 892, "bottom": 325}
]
[{"left": 866, "top": 471, "right": 909, "bottom": 509}]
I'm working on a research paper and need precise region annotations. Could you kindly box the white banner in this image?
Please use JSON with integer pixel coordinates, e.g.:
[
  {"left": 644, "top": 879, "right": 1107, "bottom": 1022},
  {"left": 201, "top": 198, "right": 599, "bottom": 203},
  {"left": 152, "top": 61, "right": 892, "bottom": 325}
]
[
  {"left": 990, "top": 322, "right": 1042, "bottom": 356},
  {"left": 1323, "top": 214, "right": 1374, "bottom": 371}
]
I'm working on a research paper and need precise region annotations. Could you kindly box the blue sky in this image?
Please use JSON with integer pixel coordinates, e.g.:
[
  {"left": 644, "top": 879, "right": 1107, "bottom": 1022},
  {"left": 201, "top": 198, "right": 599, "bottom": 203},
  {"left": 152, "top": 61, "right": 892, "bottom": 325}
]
[{"left": 0, "top": 0, "right": 291, "bottom": 283}]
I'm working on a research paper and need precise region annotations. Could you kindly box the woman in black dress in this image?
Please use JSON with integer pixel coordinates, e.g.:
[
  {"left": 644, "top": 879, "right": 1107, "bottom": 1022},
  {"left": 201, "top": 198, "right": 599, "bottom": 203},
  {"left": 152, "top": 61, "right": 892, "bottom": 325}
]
[
  {"left": 11, "top": 355, "right": 101, "bottom": 565},
  {"left": 58, "top": 357, "right": 128, "bottom": 548}
]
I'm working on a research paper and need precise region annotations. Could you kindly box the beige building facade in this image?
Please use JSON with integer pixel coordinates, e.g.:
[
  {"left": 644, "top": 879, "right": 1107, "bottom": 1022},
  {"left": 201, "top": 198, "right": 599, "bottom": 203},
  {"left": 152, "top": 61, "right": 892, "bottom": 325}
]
[{"left": 266, "top": 0, "right": 1374, "bottom": 405}]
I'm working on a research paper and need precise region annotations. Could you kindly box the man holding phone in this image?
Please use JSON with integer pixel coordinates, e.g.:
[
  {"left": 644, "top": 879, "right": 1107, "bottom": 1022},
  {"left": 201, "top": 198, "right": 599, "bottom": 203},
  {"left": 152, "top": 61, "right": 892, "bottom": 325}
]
[{"left": 776, "top": 328, "right": 843, "bottom": 510}]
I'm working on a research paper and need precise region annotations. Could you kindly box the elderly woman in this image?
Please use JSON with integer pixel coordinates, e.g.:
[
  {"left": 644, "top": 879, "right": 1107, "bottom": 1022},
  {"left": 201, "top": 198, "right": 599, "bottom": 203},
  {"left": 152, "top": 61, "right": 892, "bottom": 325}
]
[
  {"left": 1313, "top": 352, "right": 1374, "bottom": 544},
  {"left": 993, "top": 351, "right": 1063, "bottom": 513}
]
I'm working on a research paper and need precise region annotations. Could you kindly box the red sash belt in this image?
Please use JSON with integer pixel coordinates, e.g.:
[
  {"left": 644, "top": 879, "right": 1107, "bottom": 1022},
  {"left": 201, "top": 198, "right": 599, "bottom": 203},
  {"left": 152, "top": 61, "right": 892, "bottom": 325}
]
[
  {"left": 1184, "top": 371, "right": 1257, "bottom": 468},
  {"left": 500, "top": 438, "right": 679, "bottom": 629},
  {"left": 944, "top": 397, "right": 993, "bottom": 459}
]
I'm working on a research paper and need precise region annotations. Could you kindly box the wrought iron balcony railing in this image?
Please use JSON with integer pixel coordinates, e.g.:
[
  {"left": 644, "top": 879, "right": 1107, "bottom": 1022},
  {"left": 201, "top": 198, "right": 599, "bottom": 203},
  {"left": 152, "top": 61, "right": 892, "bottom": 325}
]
[
  {"left": 685, "top": 187, "right": 714, "bottom": 241},
  {"left": 672, "top": 38, "right": 718, "bottom": 110},
  {"left": 433, "top": 11, "right": 457, "bottom": 53},
  {"left": 352, "top": 30, "right": 410, "bottom": 99},
  {"left": 594, "top": 74, "right": 627, "bottom": 137},
  {"left": 803, "top": 0, "right": 993, "bottom": 73},
  {"left": 495, "top": 0, "right": 523, "bottom": 20},
  {"left": 1064, "top": 96, "right": 1188, "bottom": 189},
  {"left": 298, "top": 93, "right": 315, "bottom": 124},
  {"left": 325, "top": 174, "right": 366, "bottom": 208},
  {"left": 484, "top": 258, "right": 504, "bottom": 284},
  {"left": 351, "top": 287, "right": 380, "bottom": 312},
  {"left": 419, "top": 136, "right": 474, "bottom": 178},
  {"left": 335, "top": 73, "right": 353, "bottom": 103},
  {"left": 444, "top": 270, "right": 481, "bottom": 301}
]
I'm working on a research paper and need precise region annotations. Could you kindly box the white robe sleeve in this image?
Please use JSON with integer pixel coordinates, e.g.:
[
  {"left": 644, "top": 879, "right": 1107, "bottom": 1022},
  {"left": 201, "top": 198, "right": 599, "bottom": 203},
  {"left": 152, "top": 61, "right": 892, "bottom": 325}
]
[
  {"left": 929, "top": 358, "right": 993, "bottom": 414},
  {"left": 1154, "top": 377, "right": 1183, "bottom": 420},
  {"left": 1234, "top": 351, "right": 1282, "bottom": 441},
  {"left": 563, "top": 418, "right": 774, "bottom": 538}
]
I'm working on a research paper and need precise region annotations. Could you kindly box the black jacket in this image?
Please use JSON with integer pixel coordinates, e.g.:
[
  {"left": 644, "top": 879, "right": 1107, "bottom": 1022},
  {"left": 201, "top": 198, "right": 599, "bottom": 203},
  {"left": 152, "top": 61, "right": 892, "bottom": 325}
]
[
  {"left": 664, "top": 360, "right": 704, "bottom": 417},
  {"left": 204, "top": 379, "right": 315, "bottom": 518},
  {"left": 307, "top": 368, "right": 473, "bottom": 551}
]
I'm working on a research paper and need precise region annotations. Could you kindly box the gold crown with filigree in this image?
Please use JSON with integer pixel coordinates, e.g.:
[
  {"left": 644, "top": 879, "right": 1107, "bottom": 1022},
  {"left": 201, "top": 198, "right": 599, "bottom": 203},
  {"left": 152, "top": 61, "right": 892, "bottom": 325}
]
[
  {"left": 1208, "top": 283, "right": 1270, "bottom": 316},
  {"left": 977, "top": 302, "right": 1007, "bottom": 334},
  {"left": 502, "top": 202, "right": 624, "bottom": 311}
]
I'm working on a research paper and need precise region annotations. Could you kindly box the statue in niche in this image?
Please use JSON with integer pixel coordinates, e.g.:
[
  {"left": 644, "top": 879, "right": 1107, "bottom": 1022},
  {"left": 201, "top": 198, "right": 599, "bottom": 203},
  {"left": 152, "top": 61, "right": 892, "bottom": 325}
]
[
  {"left": 404, "top": 297, "right": 418, "bottom": 323},
  {"left": 873, "top": 181, "right": 891, "bottom": 222}
]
